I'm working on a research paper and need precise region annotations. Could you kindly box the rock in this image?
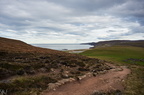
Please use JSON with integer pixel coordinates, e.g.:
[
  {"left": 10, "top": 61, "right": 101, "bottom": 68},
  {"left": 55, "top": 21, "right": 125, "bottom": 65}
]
[
  {"left": 47, "top": 77, "right": 76, "bottom": 91},
  {"left": 99, "top": 70, "right": 107, "bottom": 74},
  {"left": 69, "top": 78, "right": 75, "bottom": 82},
  {"left": 55, "top": 83, "right": 61, "bottom": 86},
  {"left": 86, "top": 72, "right": 92, "bottom": 77},
  {"left": 58, "top": 80, "right": 65, "bottom": 85},
  {"left": 78, "top": 75, "right": 87, "bottom": 80},
  {"left": 48, "top": 83, "right": 57, "bottom": 90},
  {"left": 50, "top": 68, "right": 54, "bottom": 72},
  {"left": 115, "top": 68, "right": 123, "bottom": 71},
  {"left": 61, "top": 73, "right": 69, "bottom": 78}
]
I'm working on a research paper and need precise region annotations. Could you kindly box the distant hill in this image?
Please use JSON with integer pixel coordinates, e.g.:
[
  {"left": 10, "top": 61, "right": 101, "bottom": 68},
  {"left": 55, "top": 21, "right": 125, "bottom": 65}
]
[
  {"left": 0, "top": 37, "right": 62, "bottom": 54},
  {"left": 83, "top": 40, "right": 144, "bottom": 48},
  {"left": 0, "top": 37, "right": 111, "bottom": 95}
]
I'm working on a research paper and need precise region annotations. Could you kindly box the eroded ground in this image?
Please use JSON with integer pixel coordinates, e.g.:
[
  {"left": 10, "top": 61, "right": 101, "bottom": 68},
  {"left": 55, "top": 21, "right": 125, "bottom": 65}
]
[{"left": 41, "top": 64, "right": 131, "bottom": 95}]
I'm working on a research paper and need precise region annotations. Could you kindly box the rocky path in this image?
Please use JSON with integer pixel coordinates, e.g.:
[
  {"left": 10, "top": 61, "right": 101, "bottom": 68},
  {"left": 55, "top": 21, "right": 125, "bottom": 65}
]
[{"left": 41, "top": 64, "right": 131, "bottom": 95}]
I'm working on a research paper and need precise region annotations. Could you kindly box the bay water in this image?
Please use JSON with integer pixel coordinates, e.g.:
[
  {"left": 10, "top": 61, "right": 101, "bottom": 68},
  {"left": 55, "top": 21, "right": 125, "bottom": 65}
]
[{"left": 32, "top": 43, "right": 92, "bottom": 51}]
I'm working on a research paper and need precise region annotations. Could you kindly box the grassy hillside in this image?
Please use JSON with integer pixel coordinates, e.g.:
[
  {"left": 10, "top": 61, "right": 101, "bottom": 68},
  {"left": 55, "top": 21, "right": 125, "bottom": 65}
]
[
  {"left": 0, "top": 37, "right": 111, "bottom": 95},
  {"left": 80, "top": 46, "right": 144, "bottom": 65},
  {"left": 80, "top": 46, "right": 144, "bottom": 94},
  {"left": 84, "top": 40, "right": 144, "bottom": 48}
]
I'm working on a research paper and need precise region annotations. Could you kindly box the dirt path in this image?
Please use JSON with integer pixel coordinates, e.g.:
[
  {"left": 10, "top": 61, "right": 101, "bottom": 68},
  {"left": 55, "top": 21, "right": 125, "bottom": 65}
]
[{"left": 41, "top": 65, "right": 131, "bottom": 95}]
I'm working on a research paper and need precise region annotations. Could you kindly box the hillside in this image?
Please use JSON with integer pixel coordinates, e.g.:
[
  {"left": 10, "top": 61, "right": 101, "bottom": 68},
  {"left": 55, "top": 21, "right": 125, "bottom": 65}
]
[
  {"left": 0, "top": 37, "right": 111, "bottom": 95},
  {"left": 80, "top": 46, "right": 144, "bottom": 94},
  {"left": 83, "top": 40, "right": 144, "bottom": 48},
  {"left": 0, "top": 37, "right": 63, "bottom": 54},
  {"left": 80, "top": 46, "right": 144, "bottom": 65}
]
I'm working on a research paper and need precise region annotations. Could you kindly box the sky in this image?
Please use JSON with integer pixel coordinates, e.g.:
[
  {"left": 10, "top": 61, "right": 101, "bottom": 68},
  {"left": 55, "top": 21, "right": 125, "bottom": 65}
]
[{"left": 0, "top": 0, "right": 144, "bottom": 43}]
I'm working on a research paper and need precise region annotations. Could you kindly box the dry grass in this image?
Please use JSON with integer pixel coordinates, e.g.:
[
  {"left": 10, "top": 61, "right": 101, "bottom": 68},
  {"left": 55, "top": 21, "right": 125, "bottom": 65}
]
[{"left": 0, "top": 37, "right": 112, "bottom": 95}]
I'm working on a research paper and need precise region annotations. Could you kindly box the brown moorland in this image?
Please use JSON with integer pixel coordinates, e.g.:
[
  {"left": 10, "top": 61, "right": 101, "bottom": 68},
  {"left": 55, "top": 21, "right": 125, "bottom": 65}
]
[{"left": 0, "top": 37, "right": 112, "bottom": 95}]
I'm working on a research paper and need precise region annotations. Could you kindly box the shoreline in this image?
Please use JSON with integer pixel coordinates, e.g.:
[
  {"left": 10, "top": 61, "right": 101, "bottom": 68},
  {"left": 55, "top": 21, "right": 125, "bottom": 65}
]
[{"left": 66, "top": 49, "right": 90, "bottom": 53}]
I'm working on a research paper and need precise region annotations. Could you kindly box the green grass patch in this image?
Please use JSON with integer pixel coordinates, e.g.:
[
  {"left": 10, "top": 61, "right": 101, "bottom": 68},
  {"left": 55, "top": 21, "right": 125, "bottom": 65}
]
[{"left": 80, "top": 46, "right": 144, "bottom": 65}]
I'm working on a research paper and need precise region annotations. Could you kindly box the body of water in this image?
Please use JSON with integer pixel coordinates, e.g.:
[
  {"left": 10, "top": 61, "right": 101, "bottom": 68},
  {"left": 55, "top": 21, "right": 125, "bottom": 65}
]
[{"left": 32, "top": 43, "right": 92, "bottom": 50}]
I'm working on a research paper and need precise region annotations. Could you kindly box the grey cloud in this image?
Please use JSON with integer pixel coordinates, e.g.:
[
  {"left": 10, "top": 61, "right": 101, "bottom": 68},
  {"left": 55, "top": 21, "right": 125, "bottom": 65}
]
[
  {"left": 116, "top": 0, "right": 144, "bottom": 17},
  {"left": 48, "top": 0, "right": 126, "bottom": 11},
  {"left": 0, "top": 0, "right": 144, "bottom": 43},
  {"left": 97, "top": 32, "right": 128, "bottom": 41},
  {"left": 107, "top": 0, "right": 144, "bottom": 25}
]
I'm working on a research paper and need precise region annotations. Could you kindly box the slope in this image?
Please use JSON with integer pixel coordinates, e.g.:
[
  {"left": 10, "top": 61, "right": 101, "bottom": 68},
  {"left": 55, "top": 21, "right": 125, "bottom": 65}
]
[
  {"left": 80, "top": 46, "right": 144, "bottom": 65},
  {"left": 0, "top": 37, "right": 111, "bottom": 95},
  {"left": 80, "top": 46, "right": 144, "bottom": 94}
]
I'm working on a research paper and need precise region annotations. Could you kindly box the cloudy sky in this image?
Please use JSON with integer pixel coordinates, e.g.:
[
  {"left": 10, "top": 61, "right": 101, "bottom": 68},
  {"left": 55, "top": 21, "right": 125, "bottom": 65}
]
[{"left": 0, "top": 0, "right": 144, "bottom": 43}]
